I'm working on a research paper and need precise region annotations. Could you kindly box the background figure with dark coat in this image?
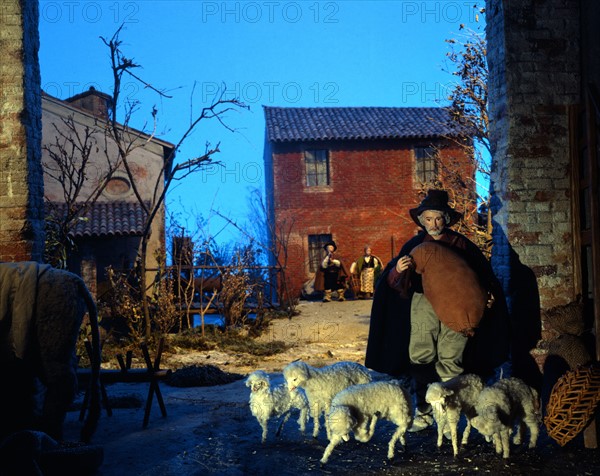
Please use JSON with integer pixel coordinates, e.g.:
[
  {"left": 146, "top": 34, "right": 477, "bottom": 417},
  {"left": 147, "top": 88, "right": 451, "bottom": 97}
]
[
  {"left": 314, "top": 241, "right": 349, "bottom": 302},
  {"left": 365, "top": 190, "right": 510, "bottom": 432}
]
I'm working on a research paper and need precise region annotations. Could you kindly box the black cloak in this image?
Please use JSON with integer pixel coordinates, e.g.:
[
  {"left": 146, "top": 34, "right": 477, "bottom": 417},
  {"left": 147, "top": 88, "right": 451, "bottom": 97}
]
[{"left": 364, "top": 230, "right": 510, "bottom": 379}]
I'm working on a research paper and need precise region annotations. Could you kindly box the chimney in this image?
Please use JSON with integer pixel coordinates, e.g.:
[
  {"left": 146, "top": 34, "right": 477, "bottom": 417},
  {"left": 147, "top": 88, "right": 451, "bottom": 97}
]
[{"left": 65, "top": 86, "right": 111, "bottom": 120}]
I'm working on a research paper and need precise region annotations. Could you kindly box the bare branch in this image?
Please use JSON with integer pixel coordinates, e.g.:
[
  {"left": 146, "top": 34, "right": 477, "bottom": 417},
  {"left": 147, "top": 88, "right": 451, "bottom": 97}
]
[
  {"left": 428, "top": 11, "right": 492, "bottom": 257},
  {"left": 48, "top": 25, "right": 248, "bottom": 336}
]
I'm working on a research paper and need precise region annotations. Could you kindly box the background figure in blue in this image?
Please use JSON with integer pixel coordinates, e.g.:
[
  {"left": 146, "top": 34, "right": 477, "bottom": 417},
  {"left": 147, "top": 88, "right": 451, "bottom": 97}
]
[{"left": 365, "top": 190, "right": 510, "bottom": 431}]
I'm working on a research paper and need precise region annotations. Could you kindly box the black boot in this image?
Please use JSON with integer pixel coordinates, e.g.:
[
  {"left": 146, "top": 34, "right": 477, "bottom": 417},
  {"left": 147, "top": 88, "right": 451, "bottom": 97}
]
[{"left": 408, "top": 362, "right": 439, "bottom": 431}]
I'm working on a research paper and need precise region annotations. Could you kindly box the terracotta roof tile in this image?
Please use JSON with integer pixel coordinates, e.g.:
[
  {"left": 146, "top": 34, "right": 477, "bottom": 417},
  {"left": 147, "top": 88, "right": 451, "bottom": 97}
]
[{"left": 48, "top": 201, "right": 148, "bottom": 237}]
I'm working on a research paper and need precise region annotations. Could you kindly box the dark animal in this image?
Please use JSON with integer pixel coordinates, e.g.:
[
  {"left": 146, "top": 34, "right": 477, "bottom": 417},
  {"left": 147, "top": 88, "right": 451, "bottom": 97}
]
[
  {"left": 0, "top": 262, "right": 101, "bottom": 443},
  {"left": 193, "top": 275, "right": 223, "bottom": 294}
]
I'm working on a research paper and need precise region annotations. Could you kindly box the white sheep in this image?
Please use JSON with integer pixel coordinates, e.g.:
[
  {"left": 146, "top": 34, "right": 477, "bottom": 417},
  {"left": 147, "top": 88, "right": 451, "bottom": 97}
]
[
  {"left": 283, "top": 360, "right": 372, "bottom": 439},
  {"left": 425, "top": 373, "right": 484, "bottom": 457},
  {"left": 321, "top": 381, "right": 412, "bottom": 464},
  {"left": 471, "top": 377, "right": 541, "bottom": 458},
  {"left": 245, "top": 370, "right": 309, "bottom": 443}
]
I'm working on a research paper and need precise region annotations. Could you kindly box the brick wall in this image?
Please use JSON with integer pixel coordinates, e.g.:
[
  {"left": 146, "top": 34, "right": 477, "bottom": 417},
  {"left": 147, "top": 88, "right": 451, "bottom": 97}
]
[
  {"left": 0, "top": 0, "right": 45, "bottom": 262},
  {"left": 271, "top": 139, "right": 472, "bottom": 295},
  {"left": 486, "top": 0, "right": 581, "bottom": 309}
]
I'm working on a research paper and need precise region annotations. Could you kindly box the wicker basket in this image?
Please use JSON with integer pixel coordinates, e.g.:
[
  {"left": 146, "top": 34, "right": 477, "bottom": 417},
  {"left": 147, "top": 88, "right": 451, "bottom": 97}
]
[{"left": 544, "top": 364, "right": 600, "bottom": 446}]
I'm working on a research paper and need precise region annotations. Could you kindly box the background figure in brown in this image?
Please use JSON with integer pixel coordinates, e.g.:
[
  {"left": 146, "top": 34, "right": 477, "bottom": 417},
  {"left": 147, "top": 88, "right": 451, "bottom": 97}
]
[
  {"left": 314, "top": 241, "right": 349, "bottom": 302},
  {"left": 350, "top": 245, "right": 383, "bottom": 299}
]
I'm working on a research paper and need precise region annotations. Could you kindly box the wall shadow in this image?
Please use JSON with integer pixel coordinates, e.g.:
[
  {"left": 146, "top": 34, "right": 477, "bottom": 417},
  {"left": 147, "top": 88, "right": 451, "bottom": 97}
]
[
  {"left": 490, "top": 196, "right": 543, "bottom": 392},
  {"left": 507, "top": 246, "right": 543, "bottom": 391}
]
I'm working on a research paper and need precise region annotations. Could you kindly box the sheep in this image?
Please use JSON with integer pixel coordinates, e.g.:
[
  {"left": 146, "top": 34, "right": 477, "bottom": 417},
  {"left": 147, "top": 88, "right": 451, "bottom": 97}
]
[
  {"left": 245, "top": 370, "right": 309, "bottom": 443},
  {"left": 321, "top": 381, "right": 412, "bottom": 464},
  {"left": 425, "top": 373, "right": 484, "bottom": 457},
  {"left": 283, "top": 360, "right": 372, "bottom": 439},
  {"left": 471, "top": 377, "right": 541, "bottom": 458}
]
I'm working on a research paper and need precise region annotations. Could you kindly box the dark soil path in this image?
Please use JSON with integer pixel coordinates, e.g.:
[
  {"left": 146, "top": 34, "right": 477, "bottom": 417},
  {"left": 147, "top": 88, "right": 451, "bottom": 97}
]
[{"left": 61, "top": 299, "right": 599, "bottom": 475}]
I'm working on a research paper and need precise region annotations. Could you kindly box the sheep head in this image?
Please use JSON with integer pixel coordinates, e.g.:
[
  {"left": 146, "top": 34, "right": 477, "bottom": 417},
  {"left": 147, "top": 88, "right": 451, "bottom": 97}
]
[
  {"left": 245, "top": 370, "right": 270, "bottom": 392},
  {"left": 425, "top": 382, "right": 454, "bottom": 409},
  {"left": 328, "top": 406, "right": 355, "bottom": 442},
  {"left": 283, "top": 361, "right": 309, "bottom": 392}
]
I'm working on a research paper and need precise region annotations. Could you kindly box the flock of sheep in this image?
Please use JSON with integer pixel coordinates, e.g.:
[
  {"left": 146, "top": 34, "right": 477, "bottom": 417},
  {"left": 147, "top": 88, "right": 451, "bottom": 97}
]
[{"left": 245, "top": 361, "right": 541, "bottom": 465}]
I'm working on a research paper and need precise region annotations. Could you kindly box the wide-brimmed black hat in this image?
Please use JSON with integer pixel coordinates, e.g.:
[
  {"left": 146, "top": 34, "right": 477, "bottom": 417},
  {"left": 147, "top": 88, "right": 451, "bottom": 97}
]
[
  {"left": 409, "top": 190, "right": 463, "bottom": 227},
  {"left": 323, "top": 240, "right": 337, "bottom": 252}
]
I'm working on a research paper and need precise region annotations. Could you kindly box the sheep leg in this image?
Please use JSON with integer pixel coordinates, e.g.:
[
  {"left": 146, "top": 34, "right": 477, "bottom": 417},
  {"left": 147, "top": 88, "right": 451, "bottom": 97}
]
[
  {"left": 324, "top": 403, "right": 332, "bottom": 440},
  {"left": 276, "top": 410, "right": 291, "bottom": 437},
  {"left": 311, "top": 403, "right": 321, "bottom": 438},
  {"left": 512, "top": 422, "right": 523, "bottom": 445},
  {"left": 492, "top": 433, "right": 502, "bottom": 455},
  {"left": 436, "top": 418, "right": 445, "bottom": 448},
  {"left": 320, "top": 435, "right": 342, "bottom": 464},
  {"left": 365, "top": 413, "right": 379, "bottom": 441},
  {"left": 450, "top": 422, "right": 459, "bottom": 457},
  {"left": 461, "top": 420, "right": 472, "bottom": 447},
  {"left": 355, "top": 414, "right": 378, "bottom": 443},
  {"left": 446, "top": 410, "right": 461, "bottom": 455},
  {"left": 259, "top": 418, "right": 269, "bottom": 443},
  {"left": 431, "top": 407, "right": 444, "bottom": 448},
  {"left": 387, "top": 425, "right": 406, "bottom": 460},
  {"left": 500, "top": 429, "right": 511, "bottom": 458},
  {"left": 524, "top": 416, "right": 539, "bottom": 449},
  {"left": 298, "top": 408, "right": 309, "bottom": 434}
]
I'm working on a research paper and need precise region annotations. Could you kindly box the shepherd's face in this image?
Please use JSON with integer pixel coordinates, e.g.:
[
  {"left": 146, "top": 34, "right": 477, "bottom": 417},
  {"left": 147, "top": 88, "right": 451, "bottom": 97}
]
[{"left": 419, "top": 210, "right": 446, "bottom": 236}]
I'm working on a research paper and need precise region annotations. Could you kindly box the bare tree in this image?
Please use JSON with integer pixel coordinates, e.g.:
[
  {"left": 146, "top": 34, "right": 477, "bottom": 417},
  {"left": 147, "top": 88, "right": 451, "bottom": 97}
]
[
  {"left": 446, "top": 14, "right": 491, "bottom": 255},
  {"left": 425, "top": 7, "right": 491, "bottom": 256},
  {"left": 216, "top": 187, "right": 297, "bottom": 315},
  {"left": 43, "top": 115, "right": 120, "bottom": 267},
  {"left": 98, "top": 25, "right": 247, "bottom": 338},
  {"left": 170, "top": 228, "right": 197, "bottom": 331},
  {"left": 166, "top": 205, "right": 228, "bottom": 335}
]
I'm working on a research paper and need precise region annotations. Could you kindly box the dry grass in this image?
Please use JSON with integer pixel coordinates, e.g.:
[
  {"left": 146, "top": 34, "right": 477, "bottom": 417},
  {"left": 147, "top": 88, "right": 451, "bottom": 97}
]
[{"left": 168, "top": 327, "right": 290, "bottom": 357}]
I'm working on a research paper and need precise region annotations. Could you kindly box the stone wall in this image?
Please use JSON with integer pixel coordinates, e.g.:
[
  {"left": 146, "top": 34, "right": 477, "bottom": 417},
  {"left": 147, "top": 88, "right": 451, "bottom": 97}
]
[
  {"left": 0, "top": 0, "right": 45, "bottom": 262},
  {"left": 486, "top": 0, "right": 581, "bottom": 309}
]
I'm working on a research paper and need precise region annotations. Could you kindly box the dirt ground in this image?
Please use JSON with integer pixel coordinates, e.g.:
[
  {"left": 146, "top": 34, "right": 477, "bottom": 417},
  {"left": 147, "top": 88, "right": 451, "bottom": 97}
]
[{"left": 61, "top": 299, "right": 600, "bottom": 476}]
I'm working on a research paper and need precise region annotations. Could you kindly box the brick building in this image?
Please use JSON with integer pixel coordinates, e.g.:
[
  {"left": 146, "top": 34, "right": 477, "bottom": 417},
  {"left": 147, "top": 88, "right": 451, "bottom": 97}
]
[
  {"left": 0, "top": 0, "right": 45, "bottom": 262},
  {"left": 486, "top": 0, "right": 599, "bottom": 446},
  {"left": 263, "top": 106, "right": 474, "bottom": 297}
]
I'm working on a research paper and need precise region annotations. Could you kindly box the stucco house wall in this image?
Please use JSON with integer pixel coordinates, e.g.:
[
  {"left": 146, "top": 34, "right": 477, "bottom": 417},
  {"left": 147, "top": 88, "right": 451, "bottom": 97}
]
[{"left": 41, "top": 89, "right": 173, "bottom": 295}]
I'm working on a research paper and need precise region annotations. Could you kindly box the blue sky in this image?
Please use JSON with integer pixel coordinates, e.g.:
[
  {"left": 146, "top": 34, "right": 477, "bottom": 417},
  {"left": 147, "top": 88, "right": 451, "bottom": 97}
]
[{"left": 38, "top": 0, "right": 484, "bottom": 246}]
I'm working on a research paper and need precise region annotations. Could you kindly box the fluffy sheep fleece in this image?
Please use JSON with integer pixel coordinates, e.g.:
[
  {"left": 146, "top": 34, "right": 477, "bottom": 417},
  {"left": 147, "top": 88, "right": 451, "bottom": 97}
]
[
  {"left": 321, "top": 381, "right": 413, "bottom": 464},
  {"left": 425, "top": 374, "right": 484, "bottom": 457},
  {"left": 245, "top": 370, "right": 309, "bottom": 443},
  {"left": 471, "top": 377, "right": 541, "bottom": 459},
  {"left": 283, "top": 360, "right": 372, "bottom": 438}
]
